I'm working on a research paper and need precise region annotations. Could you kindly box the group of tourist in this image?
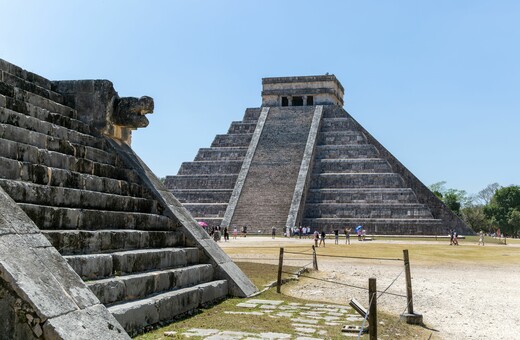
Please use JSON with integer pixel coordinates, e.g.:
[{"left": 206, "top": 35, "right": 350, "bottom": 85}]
[
  {"left": 202, "top": 224, "right": 250, "bottom": 242},
  {"left": 202, "top": 223, "right": 369, "bottom": 246}
]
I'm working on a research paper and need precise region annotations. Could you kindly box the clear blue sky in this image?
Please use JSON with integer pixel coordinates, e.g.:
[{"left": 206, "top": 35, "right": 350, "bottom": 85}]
[{"left": 1, "top": 0, "right": 518, "bottom": 195}]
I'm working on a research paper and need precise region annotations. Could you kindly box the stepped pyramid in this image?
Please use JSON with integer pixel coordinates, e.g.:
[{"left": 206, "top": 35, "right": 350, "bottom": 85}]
[
  {"left": 166, "top": 75, "right": 473, "bottom": 235},
  {"left": 0, "top": 59, "right": 256, "bottom": 339}
]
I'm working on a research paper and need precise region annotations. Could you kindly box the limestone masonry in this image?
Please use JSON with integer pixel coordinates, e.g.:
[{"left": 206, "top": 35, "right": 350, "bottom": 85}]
[
  {"left": 166, "top": 75, "right": 473, "bottom": 235},
  {"left": 0, "top": 58, "right": 256, "bottom": 339}
]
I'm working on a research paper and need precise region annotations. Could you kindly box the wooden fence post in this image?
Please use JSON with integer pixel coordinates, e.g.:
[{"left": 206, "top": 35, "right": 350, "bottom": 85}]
[
  {"left": 368, "top": 277, "right": 377, "bottom": 340},
  {"left": 312, "top": 245, "right": 318, "bottom": 270},
  {"left": 401, "top": 249, "right": 423, "bottom": 324},
  {"left": 276, "top": 247, "right": 284, "bottom": 293},
  {"left": 403, "top": 249, "right": 414, "bottom": 314}
]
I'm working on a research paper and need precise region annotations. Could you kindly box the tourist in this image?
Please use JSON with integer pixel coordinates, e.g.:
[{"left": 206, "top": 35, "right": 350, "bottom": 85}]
[
  {"left": 478, "top": 230, "right": 485, "bottom": 246},
  {"left": 334, "top": 229, "right": 339, "bottom": 244},
  {"left": 453, "top": 231, "right": 459, "bottom": 246},
  {"left": 213, "top": 225, "right": 221, "bottom": 242},
  {"left": 344, "top": 227, "right": 351, "bottom": 245},
  {"left": 313, "top": 230, "right": 319, "bottom": 247},
  {"left": 243, "top": 225, "right": 247, "bottom": 237},
  {"left": 271, "top": 226, "right": 276, "bottom": 239},
  {"left": 223, "top": 226, "right": 229, "bottom": 242},
  {"left": 232, "top": 226, "right": 238, "bottom": 239},
  {"left": 319, "top": 230, "right": 326, "bottom": 247}
]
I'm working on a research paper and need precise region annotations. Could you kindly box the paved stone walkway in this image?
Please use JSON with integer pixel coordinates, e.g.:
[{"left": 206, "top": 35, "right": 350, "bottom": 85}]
[{"left": 164, "top": 298, "right": 364, "bottom": 339}]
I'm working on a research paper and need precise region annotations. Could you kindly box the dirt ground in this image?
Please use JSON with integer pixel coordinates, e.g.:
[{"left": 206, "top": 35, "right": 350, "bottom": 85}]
[{"left": 220, "top": 236, "right": 520, "bottom": 340}]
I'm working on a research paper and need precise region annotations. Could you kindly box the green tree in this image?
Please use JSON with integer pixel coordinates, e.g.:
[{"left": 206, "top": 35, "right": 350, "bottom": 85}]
[
  {"left": 476, "top": 182, "right": 500, "bottom": 205},
  {"left": 444, "top": 192, "right": 461, "bottom": 215},
  {"left": 429, "top": 182, "right": 469, "bottom": 214},
  {"left": 484, "top": 185, "right": 520, "bottom": 237},
  {"left": 461, "top": 206, "right": 492, "bottom": 232}
]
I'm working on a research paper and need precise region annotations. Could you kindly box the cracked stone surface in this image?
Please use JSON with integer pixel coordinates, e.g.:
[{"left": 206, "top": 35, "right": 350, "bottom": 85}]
[{"left": 172, "top": 298, "right": 361, "bottom": 339}]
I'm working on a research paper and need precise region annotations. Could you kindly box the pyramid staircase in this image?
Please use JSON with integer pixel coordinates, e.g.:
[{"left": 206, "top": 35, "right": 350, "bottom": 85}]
[
  {"left": 0, "top": 59, "right": 254, "bottom": 336},
  {"left": 165, "top": 108, "right": 261, "bottom": 227}
]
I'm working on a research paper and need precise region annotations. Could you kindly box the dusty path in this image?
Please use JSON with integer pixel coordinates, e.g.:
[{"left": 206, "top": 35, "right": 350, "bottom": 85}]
[{"left": 220, "top": 237, "right": 520, "bottom": 339}]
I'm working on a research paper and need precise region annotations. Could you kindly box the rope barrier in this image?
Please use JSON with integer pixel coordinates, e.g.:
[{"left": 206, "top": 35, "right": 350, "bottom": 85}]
[
  {"left": 283, "top": 272, "right": 407, "bottom": 298},
  {"left": 378, "top": 269, "right": 405, "bottom": 299},
  {"left": 231, "top": 257, "right": 311, "bottom": 261},
  {"left": 357, "top": 294, "right": 374, "bottom": 339},
  {"left": 315, "top": 253, "right": 402, "bottom": 261},
  {"left": 284, "top": 250, "right": 314, "bottom": 256}
]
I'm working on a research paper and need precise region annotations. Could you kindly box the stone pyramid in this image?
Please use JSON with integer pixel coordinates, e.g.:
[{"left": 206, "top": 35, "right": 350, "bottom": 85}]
[{"left": 166, "top": 75, "right": 473, "bottom": 235}]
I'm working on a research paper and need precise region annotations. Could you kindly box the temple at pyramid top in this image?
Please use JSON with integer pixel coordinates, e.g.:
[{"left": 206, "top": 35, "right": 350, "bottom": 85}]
[
  {"left": 262, "top": 75, "right": 344, "bottom": 107},
  {"left": 166, "top": 74, "right": 474, "bottom": 236}
]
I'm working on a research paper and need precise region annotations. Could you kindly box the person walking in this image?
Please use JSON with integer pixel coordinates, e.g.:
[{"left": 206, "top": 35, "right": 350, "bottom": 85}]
[
  {"left": 319, "top": 230, "right": 326, "bottom": 247},
  {"left": 271, "top": 226, "right": 276, "bottom": 239},
  {"left": 344, "top": 227, "right": 351, "bottom": 245},
  {"left": 478, "top": 230, "right": 485, "bottom": 246},
  {"left": 313, "top": 230, "right": 319, "bottom": 247},
  {"left": 334, "top": 229, "right": 339, "bottom": 245},
  {"left": 223, "top": 226, "right": 229, "bottom": 242}
]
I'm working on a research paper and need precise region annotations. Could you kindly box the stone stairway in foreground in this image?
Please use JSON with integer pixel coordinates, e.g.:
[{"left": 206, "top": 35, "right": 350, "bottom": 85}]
[
  {"left": 0, "top": 59, "right": 253, "bottom": 337},
  {"left": 165, "top": 108, "right": 261, "bottom": 227},
  {"left": 301, "top": 105, "right": 444, "bottom": 233}
]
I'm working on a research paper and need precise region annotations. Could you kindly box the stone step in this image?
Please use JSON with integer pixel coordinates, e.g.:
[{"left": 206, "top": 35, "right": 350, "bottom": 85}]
[
  {"left": 109, "top": 280, "right": 228, "bottom": 336},
  {"left": 171, "top": 189, "right": 233, "bottom": 204},
  {"left": 320, "top": 117, "right": 355, "bottom": 132},
  {"left": 242, "top": 108, "right": 262, "bottom": 121},
  {"left": 2, "top": 98, "right": 90, "bottom": 134},
  {"left": 0, "top": 136, "right": 116, "bottom": 170},
  {"left": 0, "top": 58, "right": 53, "bottom": 91},
  {"left": 0, "top": 179, "right": 159, "bottom": 213},
  {"left": 321, "top": 106, "right": 348, "bottom": 118},
  {"left": 42, "top": 230, "right": 184, "bottom": 255},
  {"left": 64, "top": 248, "right": 199, "bottom": 280},
  {"left": 194, "top": 147, "right": 248, "bottom": 161},
  {"left": 0, "top": 106, "right": 104, "bottom": 150},
  {"left": 317, "top": 131, "right": 366, "bottom": 145},
  {"left": 178, "top": 160, "right": 243, "bottom": 176},
  {"left": 310, "top": 173, "right": 405, "bottom": 188},
  {"left": 65, "top": 247, "right": 200, "bottom": 280},
  {"left": 183, "top": 203, "right": 228, "bottom": 218},
  {"left": 315, "top": 145, "right": 379, "bottom": 159},
  {"left": 88, "top": 264, "right": 214, "bottom": 305},
  {"left": 306, "top": 188, "right": 419, "bottom": 203},
  {"left": 19, "top": 203, "right": 176, "bottom": 231},
  {"left": 304, "top": 203, "right": 434, "bottom": 219},
  {"left": 302, "top": 217, "right": 445, "bottom": 235},
  {"left": 227, "top": 121, "right": 258, "bottom": 134},
  {"left": 313, "top": 158, "right": 392, "bottom": 173},
  {"left": 211, "top": 133, "right": 252, "bottom": 148},
  {"left": 0, "top": 123, "right": 93, "bottom": 158},
  {"left": 1, "top": 70, "right": 64, "bottom": 104},
  {"left": 0, "top": 81, "right": 77, "bottom": 119},
  {"left": 0, "top": 157, "right": 148, "bottom": 197},
  {"left": 165, "top": 174, "right": 238, "bottom": 190}
]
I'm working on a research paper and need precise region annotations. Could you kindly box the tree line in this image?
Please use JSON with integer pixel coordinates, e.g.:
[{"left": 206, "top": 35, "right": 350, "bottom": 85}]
[{"left": 429, "top": 182, "right": 520, "bottom": 237}]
